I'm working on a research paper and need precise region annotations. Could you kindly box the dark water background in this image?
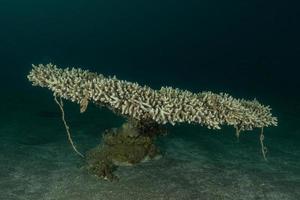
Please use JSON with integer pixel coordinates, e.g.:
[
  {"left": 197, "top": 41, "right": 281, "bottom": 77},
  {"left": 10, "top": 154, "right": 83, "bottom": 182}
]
[
  {"left": 0, "top": 1, "right": 299, "bottom": 199},
  {"left": 1, "top": 1, "right": 299, "bottom": 95}
]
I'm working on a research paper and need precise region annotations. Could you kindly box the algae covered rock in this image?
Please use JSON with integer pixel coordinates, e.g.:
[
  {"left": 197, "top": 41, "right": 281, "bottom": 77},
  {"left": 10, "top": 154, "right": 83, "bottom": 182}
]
[{"left": 86, "top": 119, "right": 165, "bottom": 180}]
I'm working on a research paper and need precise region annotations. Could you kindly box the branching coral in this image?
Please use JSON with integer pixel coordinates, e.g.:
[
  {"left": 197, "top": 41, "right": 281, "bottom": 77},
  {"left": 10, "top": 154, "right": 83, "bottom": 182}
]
[
  {"left": 27, "top": 63, "right": 278, "bottom": 179},
  {"left": 27, "top": 63, "right": 277, "bottom": 130}
]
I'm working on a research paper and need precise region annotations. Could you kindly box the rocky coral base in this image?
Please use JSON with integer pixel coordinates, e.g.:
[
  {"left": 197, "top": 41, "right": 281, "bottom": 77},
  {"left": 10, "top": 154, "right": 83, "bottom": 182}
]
[{"left": 85, "top": 119, "right": 166, "bottom": 181}]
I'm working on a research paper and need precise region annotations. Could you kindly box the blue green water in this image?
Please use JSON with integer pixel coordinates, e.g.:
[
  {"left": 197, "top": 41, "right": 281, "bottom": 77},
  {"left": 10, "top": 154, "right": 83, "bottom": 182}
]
[{"left": 0, "top": 1, "right": 299, "bottom": 199}]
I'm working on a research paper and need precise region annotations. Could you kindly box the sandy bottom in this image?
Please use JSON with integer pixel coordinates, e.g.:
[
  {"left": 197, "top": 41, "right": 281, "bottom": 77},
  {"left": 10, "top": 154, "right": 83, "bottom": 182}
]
[{"left": 1, "top": 92, "right": 299, "bottom": 200}]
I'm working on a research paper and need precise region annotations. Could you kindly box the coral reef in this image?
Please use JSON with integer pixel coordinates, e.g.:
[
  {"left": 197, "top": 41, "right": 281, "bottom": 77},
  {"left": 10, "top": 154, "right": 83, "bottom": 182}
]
[{"left": 27, "top": 63, "right": 278, "bottom": 180}]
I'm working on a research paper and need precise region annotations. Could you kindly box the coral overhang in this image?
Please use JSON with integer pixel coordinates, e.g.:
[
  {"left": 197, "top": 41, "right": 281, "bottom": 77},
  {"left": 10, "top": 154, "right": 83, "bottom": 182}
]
[{"left": 28, "top": 63, "right": 277, "bottom": 131}]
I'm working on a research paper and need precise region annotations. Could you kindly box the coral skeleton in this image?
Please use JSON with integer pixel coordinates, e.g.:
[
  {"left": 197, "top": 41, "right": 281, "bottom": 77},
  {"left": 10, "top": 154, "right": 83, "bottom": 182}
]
[{"left": 27, "top": 63, "right": 278, "bottom": 180}]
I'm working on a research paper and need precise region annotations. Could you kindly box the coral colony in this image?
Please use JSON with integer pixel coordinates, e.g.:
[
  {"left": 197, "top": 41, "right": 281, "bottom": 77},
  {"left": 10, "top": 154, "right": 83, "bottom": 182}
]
[{"left": 27, "top": 63, "right": 277, "bottom": 180}]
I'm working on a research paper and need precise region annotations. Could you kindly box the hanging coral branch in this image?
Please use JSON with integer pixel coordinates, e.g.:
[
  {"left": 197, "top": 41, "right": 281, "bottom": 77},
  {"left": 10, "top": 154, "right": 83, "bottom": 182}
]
[{"left": 54, "top": 95, "right": 84, "bottom": 158}]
